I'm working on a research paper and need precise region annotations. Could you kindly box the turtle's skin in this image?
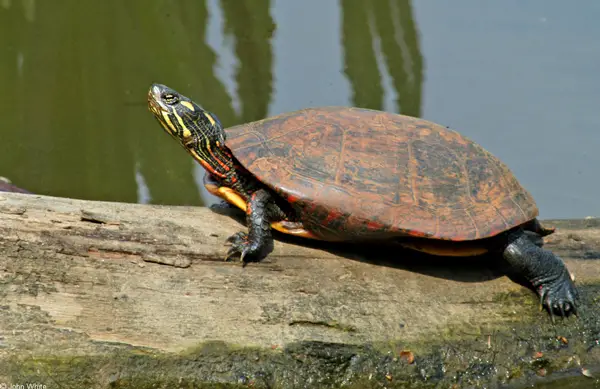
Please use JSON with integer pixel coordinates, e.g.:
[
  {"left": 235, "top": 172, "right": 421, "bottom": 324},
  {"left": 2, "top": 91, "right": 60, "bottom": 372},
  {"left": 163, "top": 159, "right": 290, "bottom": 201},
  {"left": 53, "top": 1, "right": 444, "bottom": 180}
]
[
  {"left": 148, "top": 83, "right": 578, "bottom": 317},
  {"left": 0, "top": 177, "right": 31, "bottom": 194}
]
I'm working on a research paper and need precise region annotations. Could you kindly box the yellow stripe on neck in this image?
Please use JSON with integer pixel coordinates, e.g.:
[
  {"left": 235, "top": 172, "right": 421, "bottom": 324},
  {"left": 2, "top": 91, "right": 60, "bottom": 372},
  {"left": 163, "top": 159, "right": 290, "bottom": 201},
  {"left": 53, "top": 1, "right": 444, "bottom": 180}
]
[
  {"left": 181, "top": 101, "right": 195, "bottom": 111},
  {"left": 204, "top": 113, "right": 216, "bottom": 126}
]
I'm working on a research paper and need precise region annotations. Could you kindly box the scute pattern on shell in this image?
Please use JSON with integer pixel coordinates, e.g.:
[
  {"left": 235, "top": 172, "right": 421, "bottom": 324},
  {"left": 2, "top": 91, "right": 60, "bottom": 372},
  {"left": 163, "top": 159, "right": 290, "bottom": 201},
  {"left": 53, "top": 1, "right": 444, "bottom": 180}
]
[{"left": 224, "top": 106, "right": 538, "bottom": 242}]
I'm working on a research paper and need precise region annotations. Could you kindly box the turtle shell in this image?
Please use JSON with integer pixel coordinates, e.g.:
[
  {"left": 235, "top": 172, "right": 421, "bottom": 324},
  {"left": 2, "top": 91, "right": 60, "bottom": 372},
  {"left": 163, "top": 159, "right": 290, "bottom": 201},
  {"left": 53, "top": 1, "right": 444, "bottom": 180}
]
[{"left": 224, "top": 106, "right": 538, "bottom": 242}]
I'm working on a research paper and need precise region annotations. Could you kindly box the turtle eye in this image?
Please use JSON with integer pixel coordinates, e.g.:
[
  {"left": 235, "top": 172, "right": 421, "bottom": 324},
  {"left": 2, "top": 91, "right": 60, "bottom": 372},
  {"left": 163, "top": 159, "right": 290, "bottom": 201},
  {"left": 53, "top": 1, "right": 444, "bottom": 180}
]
[{"left": 162, "top": 93, "right": 179, "bottom": 105}]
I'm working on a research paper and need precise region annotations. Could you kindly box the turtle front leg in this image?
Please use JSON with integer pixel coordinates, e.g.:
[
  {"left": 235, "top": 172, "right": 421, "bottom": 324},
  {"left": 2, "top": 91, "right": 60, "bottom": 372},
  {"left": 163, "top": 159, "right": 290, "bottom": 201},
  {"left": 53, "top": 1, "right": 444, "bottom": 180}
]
[
  {"left": 225, "top": 189, "right": 278, "bottom": 263},
  {"left": 502, "top": 229, "right": 578, "bottom": 318}
]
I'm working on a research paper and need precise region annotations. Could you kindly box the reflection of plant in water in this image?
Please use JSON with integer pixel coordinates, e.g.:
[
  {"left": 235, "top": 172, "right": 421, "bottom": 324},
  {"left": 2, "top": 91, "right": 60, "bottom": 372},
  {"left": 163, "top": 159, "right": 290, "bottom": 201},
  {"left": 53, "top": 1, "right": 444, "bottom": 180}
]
[
  {"left": 122, "top": 0, "right": 253, "bottom": 206},
  {"left": 0, "top": 0, "right": 277, "bottom": 207},
  {"left": 341, "top": 0, "right": 423, "bottom": 117},
  {"left": 0, "top": 0, "right": 418, "bottom": 204},
  {"left": 219, "top": 0, "right": 275, "bottom": 124},
  {"left": 0, "top": 0, "right": 35, "bottom": 22}
]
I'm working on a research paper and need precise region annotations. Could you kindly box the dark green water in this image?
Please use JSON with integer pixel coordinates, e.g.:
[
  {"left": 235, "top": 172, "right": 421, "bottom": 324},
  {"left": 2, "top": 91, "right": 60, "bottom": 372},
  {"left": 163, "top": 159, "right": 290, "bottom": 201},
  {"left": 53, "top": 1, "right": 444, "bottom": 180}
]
[{"left": 1, "top": 0, "right": 599, "bottom": 219}]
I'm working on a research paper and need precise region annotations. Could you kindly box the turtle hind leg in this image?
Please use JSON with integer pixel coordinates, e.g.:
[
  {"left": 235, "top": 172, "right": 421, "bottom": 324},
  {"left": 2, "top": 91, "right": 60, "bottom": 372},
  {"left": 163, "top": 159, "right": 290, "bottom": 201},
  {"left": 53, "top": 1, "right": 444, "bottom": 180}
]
[
  {"left": 502, "top": 229, "right": 578, "bottom": 318},
  {"left": 225, "top": 189, "right": 277, "bottom": 264}
]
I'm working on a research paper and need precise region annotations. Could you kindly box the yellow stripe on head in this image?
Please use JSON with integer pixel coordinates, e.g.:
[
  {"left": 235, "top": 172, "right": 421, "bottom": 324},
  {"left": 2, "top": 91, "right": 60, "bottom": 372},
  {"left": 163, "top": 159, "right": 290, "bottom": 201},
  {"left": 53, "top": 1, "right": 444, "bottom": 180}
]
[
  {"left": 161, "top": 112, "right": 176, "bottom": 135},
  {"left": 181, "top": 101, "right": 195, "bottom": 111},
  {"left": 172, "top": 109, "right": 193, "bottom": 140},
  {"left": 173, "top": 110, "right": 187, "bottom": 130}
]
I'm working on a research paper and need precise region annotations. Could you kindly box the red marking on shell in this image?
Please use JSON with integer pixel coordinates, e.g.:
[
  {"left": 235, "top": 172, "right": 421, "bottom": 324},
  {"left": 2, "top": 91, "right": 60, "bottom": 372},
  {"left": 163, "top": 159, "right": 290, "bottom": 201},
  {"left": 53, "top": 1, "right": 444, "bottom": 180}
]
[
  {"left": 366, "top": 221, "right": 383, "bottom": 231},
  {"left": 324, "top": 209, "right": 343, "bottom": 225},
  {"left": 287, "top": 194, "right": 299, "bottom": 204},
  {"left": 407, "top": 230, "right": 429, "bottom": 238}
]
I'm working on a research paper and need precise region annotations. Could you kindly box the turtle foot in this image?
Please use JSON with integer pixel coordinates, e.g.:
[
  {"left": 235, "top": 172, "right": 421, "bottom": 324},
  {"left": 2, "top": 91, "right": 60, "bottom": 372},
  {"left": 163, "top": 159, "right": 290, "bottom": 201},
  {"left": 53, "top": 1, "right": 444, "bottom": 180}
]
[
  {"left": 224, "top": 232, "right": 264, "bottom": 263},
  {"left": 503, "top": 229, "right": 579, "bottom": 320},
  {"left": 538, "top": 273, "right": 579, "bottom": 319}
]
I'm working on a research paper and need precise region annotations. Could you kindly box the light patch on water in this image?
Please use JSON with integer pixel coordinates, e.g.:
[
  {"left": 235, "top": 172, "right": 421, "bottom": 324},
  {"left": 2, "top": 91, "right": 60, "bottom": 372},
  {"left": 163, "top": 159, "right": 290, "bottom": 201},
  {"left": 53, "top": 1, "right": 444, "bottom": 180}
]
[
  {"left": 390, "top": 0, "right": 417, "bottom": 88},
  {"left": 206, "top": 0, "right": 241, "bottom": 116},
  {"left": 17, "top": 52, "right": 23, "bottom": 77},
  {"left": 134, "top": 164, "right": 151, "bottom": 204},
  {"left": 270, "top": 0, "right": 351, "bottom": 113},
  {"left": 1, "top": 0, "right": 36, "bottom": 21},
  {"left": 411, "top": 1, "right": 600, "bottom": 218},
  {"left": 22, "top": 0, "right": 35, "bottom": 22}
]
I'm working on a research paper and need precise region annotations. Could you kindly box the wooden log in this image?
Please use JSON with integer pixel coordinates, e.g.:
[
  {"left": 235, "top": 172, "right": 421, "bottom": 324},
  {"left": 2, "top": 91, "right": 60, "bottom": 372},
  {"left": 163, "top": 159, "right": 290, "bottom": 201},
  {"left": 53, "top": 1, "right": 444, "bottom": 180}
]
[{"left": 0, "top": 192, "right": 598, "bottom": 388}]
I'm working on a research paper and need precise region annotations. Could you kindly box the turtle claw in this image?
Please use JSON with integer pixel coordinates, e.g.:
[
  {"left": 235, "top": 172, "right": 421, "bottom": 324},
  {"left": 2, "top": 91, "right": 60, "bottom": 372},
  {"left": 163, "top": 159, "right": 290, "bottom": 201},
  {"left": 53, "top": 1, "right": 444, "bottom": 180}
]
[
  {"left": 225, "top": 232, "right": 246, "bottom": 247},
  {"left": 224, "top": 246, "right": 243, "bottom": 262},
  {"left": 223, "top": 231, "right": 262, "bottom": 263},
  {"left": 537, "top": 278, "right": 578, "bottom": 320},
  {"left": 559, "top": 305, "right": 567, "bottom": 319}
]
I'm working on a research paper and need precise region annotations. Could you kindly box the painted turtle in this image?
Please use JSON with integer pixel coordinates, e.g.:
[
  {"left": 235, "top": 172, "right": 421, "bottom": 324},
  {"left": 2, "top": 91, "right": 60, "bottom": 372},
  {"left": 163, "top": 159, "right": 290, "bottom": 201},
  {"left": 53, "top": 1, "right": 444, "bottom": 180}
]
[
  {"left": 148, "top": 84, "right": 578, "bottom": 317},
  {"left": 0, "top": 177, "right": 31, "bottom": 194}
]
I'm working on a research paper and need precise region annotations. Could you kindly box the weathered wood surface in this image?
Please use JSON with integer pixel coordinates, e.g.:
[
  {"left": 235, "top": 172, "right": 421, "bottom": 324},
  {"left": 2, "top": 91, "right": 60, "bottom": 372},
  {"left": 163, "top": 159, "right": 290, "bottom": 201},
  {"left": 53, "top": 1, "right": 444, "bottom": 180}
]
[{"left": 0, "top": 192, "right": 599, "bottom": 388}]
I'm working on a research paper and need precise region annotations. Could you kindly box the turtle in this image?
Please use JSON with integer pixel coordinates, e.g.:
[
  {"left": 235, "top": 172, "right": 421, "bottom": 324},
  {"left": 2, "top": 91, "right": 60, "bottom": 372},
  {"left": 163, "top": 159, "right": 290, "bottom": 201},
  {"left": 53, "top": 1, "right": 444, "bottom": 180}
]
[
  {"left": 0, "top": 177, "right": 31, "bottom": 194},
  {"left": 147, "top": 83, "right": 578, "bottom": 317}
]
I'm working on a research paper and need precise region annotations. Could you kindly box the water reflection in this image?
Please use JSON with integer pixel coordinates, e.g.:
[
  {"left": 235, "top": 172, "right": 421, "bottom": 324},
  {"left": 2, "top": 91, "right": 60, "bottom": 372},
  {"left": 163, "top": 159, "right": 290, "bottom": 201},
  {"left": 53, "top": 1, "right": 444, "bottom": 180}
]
[
  {"left": 1, "top": 0, "right": 35, "bottom": 22},
  {"left": 219, "top": 0, "right": 275, "bottom": 123},
  {"left": 0, "top": 0, "right": 421, "bottom": 206},
  {"left": 341, "top": 0, "right": 423, "bottom": 116}
]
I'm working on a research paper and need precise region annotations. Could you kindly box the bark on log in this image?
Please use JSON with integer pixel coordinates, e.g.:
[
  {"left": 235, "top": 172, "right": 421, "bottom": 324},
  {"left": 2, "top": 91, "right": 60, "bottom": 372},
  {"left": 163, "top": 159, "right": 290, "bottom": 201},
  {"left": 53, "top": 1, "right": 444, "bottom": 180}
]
[{"left": 0, "top": 192, "right": 599, "bottom": 388}]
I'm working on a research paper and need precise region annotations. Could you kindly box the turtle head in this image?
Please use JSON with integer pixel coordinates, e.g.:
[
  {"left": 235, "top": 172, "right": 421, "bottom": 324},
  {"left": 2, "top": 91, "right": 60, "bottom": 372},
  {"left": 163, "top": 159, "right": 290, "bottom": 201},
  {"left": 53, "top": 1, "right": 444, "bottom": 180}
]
[{"left": 148, "top": 83, "right": 231, "bottom": 178}]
